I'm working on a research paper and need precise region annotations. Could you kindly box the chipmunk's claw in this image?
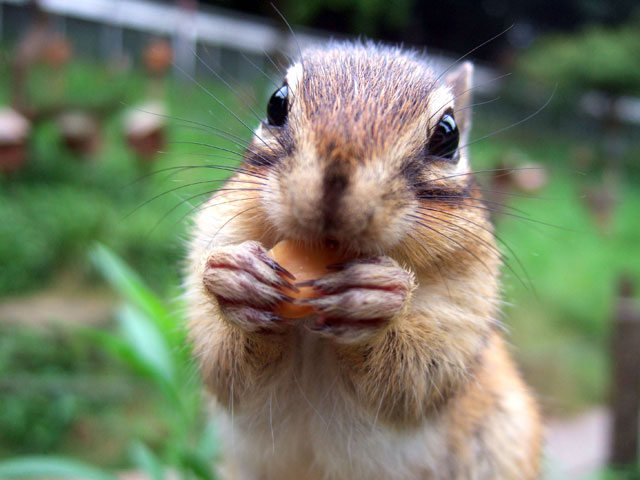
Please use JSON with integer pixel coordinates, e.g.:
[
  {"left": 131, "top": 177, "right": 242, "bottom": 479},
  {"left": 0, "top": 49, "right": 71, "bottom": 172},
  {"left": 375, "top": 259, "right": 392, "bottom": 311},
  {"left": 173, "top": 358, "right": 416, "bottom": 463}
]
[
  {"left": 203, "top": 241, "right": 293, "bottom": 333},
  {"left": 305, "top": 256, "right": 415, "bottom": 344}
]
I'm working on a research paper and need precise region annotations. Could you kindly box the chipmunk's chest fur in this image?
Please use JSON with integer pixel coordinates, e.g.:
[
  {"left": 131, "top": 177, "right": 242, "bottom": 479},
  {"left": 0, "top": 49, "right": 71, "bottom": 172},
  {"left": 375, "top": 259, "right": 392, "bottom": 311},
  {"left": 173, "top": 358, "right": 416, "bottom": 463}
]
[{"left": 217, "top": 327, "right": 447, "bottom": 480}]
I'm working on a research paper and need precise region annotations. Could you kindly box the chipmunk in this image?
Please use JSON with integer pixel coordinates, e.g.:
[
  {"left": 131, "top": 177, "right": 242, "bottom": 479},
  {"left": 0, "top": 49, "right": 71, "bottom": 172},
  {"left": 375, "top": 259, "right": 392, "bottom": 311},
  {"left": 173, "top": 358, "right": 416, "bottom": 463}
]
[{"left": 185, "top": 42, "right": 542, "bottom": 479}]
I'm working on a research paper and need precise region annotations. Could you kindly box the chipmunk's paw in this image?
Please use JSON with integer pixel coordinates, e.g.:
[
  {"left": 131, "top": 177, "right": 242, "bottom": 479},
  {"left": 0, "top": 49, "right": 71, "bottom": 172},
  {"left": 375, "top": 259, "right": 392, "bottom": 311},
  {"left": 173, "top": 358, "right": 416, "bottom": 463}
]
[
  {"left": 203, "top": 241, "right": 296, "bottom": 333},
  {"left": 302, "top": 257, "right": 414, "bottom": 344}
]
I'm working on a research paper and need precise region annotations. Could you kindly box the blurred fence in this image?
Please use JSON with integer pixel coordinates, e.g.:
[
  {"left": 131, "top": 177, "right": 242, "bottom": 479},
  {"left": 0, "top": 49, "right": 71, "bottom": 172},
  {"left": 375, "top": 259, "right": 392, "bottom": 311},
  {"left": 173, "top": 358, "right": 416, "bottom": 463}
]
[
  {"left": 0, "top": 0, "right": 500, "bottom": 90},
  {"left": 0, "top": 0, "right": 323, "bottom": 81}
]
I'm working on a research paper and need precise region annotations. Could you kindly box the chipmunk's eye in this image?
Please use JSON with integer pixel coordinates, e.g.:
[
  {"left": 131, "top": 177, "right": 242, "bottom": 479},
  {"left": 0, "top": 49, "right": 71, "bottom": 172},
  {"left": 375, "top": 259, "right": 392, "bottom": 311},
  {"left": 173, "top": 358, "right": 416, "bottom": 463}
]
[
  {"left": 427, "top": 112, "right": 459, "bottom": 160},
  {"left": 266, "top": 84, "right": 289, "bottom": 127}
]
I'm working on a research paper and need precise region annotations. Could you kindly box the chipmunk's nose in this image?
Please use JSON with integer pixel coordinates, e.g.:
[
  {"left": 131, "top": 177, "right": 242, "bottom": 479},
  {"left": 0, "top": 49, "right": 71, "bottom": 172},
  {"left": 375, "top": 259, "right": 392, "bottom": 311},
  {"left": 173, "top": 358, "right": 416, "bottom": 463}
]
[
  {"left": 321, "top": 160, "right": 350, "bottom": 232},
  {"left": 276, "top": 143, "right": 384, "bottom": 243},
  {"left": 319, "top": 159, "right": 382, "bottom": 239}
]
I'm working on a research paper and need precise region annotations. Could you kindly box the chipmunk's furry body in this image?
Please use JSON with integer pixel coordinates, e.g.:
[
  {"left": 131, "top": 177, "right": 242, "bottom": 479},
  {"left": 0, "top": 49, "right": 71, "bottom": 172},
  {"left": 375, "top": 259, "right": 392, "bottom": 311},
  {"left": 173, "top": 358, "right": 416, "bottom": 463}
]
[{"left": 185, "top": 43, "right": 542, "bottom": 479}]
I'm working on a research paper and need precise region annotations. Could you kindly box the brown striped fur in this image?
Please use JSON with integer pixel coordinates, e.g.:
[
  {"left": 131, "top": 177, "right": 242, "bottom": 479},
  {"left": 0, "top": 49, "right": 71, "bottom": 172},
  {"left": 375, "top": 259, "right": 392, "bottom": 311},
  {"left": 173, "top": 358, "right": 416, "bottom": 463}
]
[{"left": 185, "top": 42, "right": 542, "bottom": 479}]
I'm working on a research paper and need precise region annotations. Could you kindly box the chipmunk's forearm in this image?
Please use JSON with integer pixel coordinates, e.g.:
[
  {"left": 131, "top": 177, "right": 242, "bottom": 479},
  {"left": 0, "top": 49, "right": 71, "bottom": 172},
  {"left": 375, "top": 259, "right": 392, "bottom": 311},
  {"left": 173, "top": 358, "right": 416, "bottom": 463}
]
[
  {"left": 331, "top": 308, "right": 493, "bottom": 426},
  {"left": 189, "top": 311, "right": 293, "bottom": 407},
  {"left": 185, "top": 191, "right": 292, "bottom": 407}
]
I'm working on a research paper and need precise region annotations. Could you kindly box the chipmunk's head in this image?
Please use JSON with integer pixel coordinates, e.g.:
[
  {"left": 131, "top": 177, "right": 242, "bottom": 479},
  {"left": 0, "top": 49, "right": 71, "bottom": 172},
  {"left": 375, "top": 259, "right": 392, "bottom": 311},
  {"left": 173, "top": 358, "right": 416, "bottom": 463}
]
[{"left": 250, "top": 43, "right": 492, "bottom": 267}]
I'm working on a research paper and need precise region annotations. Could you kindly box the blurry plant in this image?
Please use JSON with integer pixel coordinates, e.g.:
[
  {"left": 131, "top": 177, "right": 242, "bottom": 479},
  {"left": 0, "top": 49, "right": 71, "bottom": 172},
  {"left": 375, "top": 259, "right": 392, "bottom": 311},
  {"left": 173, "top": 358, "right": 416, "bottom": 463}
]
[
  {"left": 0, "top": 325, "right": 97, "bottom": 454},
  {"left": 518, "top": 18, "right": 640, "bottom": 97},
  {"left": 284, "top": 0, "right": 414, "bottom": 37},
  {"left": 589, "top": 465, "right": 640, "bottom": 479},
  {"left": 515, "top": 16, "right": 640, "bottom": 231},
  {"left": 0, "top": 245, "right": 219, "bottom": 479},
  {"left": 0, "top": 60, "right": 244, "bottom": 297}
]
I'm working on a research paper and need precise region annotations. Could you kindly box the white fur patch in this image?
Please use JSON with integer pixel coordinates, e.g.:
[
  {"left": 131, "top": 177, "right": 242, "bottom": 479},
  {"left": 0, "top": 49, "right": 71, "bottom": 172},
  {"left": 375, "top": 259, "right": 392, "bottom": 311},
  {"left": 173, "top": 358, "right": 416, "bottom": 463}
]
[
  {"left": 285, "top": 61, "right": 304, "bottom": 96},
  {"left": 216, "top": 330, "right": 448, "bottom": 480}
]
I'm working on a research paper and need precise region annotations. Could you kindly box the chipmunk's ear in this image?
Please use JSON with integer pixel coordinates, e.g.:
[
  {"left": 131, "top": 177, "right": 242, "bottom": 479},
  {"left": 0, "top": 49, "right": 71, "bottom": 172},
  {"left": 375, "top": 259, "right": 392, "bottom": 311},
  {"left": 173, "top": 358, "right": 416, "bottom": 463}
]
[{"left": 445, "top": 61, "right": 473, "bottom": 138}]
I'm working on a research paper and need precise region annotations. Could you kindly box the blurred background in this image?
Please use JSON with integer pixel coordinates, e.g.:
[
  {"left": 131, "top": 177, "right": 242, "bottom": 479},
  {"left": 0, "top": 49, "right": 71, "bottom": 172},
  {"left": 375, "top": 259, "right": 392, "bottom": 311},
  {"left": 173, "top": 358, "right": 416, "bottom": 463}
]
[{"left": 0, "top": 0, "right": 639, "bottom": 479}]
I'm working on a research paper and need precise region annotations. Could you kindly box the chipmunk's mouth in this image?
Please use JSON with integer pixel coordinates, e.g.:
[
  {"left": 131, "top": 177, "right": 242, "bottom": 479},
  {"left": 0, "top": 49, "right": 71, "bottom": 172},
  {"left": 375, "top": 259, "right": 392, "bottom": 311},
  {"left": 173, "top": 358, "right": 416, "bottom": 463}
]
[
  {"left": 324, "top": 236, "right": 340, "bottom": 250},
  {"left": 269, "top": 235, "right": 362, "bottom": 264}
]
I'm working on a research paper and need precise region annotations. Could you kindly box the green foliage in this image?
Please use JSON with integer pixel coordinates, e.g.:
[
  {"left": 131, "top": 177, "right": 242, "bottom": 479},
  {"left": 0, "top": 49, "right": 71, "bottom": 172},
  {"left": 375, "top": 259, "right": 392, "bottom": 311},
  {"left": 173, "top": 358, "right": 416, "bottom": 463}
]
[
  {"left": 0, "top": 60, "right": 252, "bottom": 296},
  {"left": 88, "top": 245, "right": 192, "bottom": 399},
  {"left": 0, "top": 183, "right": 113, "bottom": 293},
  {"left": 0, "top": 457, "right": 118, "bottom": 480},
  {"left": 284, "top": 0, "right": 414, "bottom": 36},
  {"left": 0, "top": 387, "right": 80, "bottom": 455},
  {"left": 519, "top": 18, "right": 640, "bottom": 96},
  {"left": 0, "top": 246, "right": 219, "bottom": 478},
  {"left": 0, "top": 325, "right": 114, "bottom": 454},
  {"left": 130, "top": 442, "right": 165, "bottom": 480},
  {"left": 25, "top": 61, "right": 145, "bottom": 109},
  {"left": 588, "top": 465, "right": 640, "bottom": 479},
  {"left": 87, "top": 245, "right": 219, "bottom": 478}
]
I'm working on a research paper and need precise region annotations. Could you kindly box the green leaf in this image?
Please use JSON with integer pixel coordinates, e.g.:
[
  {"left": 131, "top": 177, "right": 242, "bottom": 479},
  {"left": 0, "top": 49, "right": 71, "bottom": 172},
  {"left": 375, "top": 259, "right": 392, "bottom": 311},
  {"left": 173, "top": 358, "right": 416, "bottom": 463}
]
[
  {"left": 117, "top": 305, "right": 175, "bottom": 385},
  {"left": 90, "top": 243, "right": 196, "bottom": 387},
  {"left": 180, "top": 452, "right": 217, "bottom": 480},
  {"left": 85, "top": 327, "right": 163, "bottom": 381},
  {"left": 90, "top": 244, "right": 186, "bottom": 348},
  {"left": 130, "top": 442, "right": 165, "bottom": 480},
  {"left": 86, "top": 323, "right": 185, "bottom": 425},
  {"left": 0, "top": 456, "right": 118, "bottom": 480},
  {"left": 197, "top": 419, "right": 221, "bottom": 459}
]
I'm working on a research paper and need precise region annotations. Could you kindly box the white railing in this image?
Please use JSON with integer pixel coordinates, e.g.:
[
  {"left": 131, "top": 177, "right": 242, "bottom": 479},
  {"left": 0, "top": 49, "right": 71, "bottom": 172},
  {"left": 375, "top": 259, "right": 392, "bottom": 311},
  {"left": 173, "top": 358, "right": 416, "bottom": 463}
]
[
  {"left": 0, "top": 0, "right": 324, "bottom": 55},
  {"left": 0, "top": 0, "right": 499, "bottom": 93},
  {"left": 5, "top": 1, "right": 640, "bottom": 123}
]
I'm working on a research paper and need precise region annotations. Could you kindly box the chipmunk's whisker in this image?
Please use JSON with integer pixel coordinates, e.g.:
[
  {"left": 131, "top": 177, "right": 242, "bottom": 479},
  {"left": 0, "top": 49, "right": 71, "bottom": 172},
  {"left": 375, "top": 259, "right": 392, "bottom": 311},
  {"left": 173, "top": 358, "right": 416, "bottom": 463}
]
[
  {"left": 417, "top": 193, "right": 530, "bottom": 216},
  {"left": 127, "top": 182, "right": 264, "bottom": 219},
  {"left": 453, "top": 96, "right": 501, "bottom": 115},
  {"left": 405, "top": 229, "right": 453, "bottom": 298},
  {"left": 153, "top": 194, "right": 265, "bottom": 237},
  {"left": 168, "top": 140, "right": 259, "bottom": 161},
  {"left": 431, "top": 24, "right": 514, "bottom": 90},
  {"left": 427, "top": 73, "right": 512, "bottom": 127},
  {"left": 240, "top": 52, "right": 281, "bottom": 90},
  {"left": 424, "top": 166, "right": 550, "bottom": 184},
  {"left": 262, "top": 48, "right": 286, "bottom": 76},
  {"left": 191, "top": 47, "right": 269, "bottom": 132},
  {"left": 138, "top": 155, "right": 268, "bottom": 181},
  {"left": 209, "top": 205, "right": 261, "bottom": 248},
  {"left": 168, "top": 133, "right": 276, "bottom": 167},
  {"left": 172, "top": 61, "right": 280, "bottom": 157},
  {"left": 423, "top": 198, "right": 577, "bottom": 232},
  {"left": 122, "top": 107, "right": 256, "bottom": 152},
  {"left": 271, "top": 3, "right": 305, "bottom": 71},
  {"left": 413, "top": 207, "right": 533, "bottom": 293},
  {"left": 459, "top": 89, "right": 556, "bottom": 152},
  {"left": 129, "top": 164, "right": 267, "bottom": 186},
  {"left": 407, "top": 214, "right": 495, "bottom": 278},
  {"left": 413, "top": 183, "right": 546, "bottom": 200},
  {"left": 432, "top": 88, "right": 556, "bottom": 160}
]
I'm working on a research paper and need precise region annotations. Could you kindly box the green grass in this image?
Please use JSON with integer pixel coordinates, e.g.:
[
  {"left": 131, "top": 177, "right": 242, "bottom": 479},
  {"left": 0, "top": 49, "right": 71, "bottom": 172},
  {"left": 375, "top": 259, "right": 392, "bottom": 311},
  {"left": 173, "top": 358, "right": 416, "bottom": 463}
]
[
  {"left": 0, "top": 323, "right": 160, "bottom": 465},
  {"left": 587, "top": 465, "right": 640, "bottom": 480},
  {"left": 0, "top": 246, "right": 219, "bottom": 476}
]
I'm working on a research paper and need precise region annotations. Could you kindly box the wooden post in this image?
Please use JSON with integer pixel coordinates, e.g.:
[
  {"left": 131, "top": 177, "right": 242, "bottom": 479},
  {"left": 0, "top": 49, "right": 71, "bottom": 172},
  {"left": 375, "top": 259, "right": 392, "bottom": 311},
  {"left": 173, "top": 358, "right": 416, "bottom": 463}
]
[{"left": 610, "top": 275, "right": 640, "bottom": 465}]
